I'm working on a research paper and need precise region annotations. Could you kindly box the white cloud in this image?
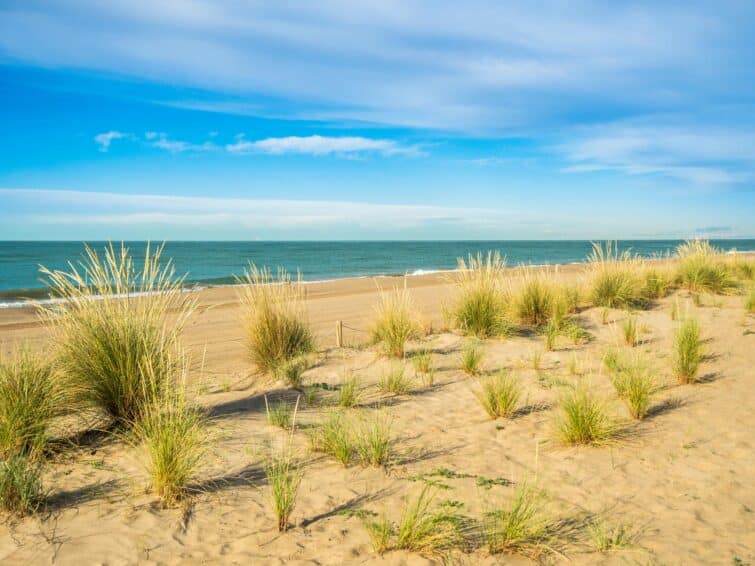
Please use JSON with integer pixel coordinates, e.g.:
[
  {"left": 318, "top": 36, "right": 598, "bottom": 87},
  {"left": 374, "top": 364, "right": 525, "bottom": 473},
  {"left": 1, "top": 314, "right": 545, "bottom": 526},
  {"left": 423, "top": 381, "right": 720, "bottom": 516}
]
[
  {"left": 94, "top": 130, "right": 128, "bottom": 152},
  {"left": 226, "top": 135, "right": 423, "bottom": 157},
  {"left": 145, "top": 132, "right": 217, "bottom": 153}
]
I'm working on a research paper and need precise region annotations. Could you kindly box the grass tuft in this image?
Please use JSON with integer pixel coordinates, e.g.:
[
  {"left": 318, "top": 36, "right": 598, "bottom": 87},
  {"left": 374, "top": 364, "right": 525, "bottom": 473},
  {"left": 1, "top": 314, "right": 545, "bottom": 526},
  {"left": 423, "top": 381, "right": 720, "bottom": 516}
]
[
  {"left": 676, "top": 240, "right": 738, "bottom": 294},
  {"left": 411, "top": 349, "right": 436, "bottom": 387},
  {"left": 370, "top": 285, "right": 418, "bottom": 358},
  {"left": 365, "top": 514, "right": 394, "bottom": 554},
  {"left": 555, "top": 386, "right": 618, "bottom": 445},
  {"left": 475, "top": 371, "right": 522, "bottom": 419},
  {"left": 273, "top": 357, "right": 308, "bottom": 388},
  {"left": 745, "top": 287, "right": 755, "bottom": 314},
  {"left": 621, "top": 315, "right": 638, "bottom": 347},
  {"left": 588, "top": 518, "right": 637, "bottom": 551},
  {"left": 672, "top": 317, "right": 703, "bottom": 384},
  {"left": 265, "top": 448, "right": 303, "bottom": 532},
  {"left": 608, "top": 354, "right": 656, "bottom": 420},
  {"left": 238, "top": 264, "right": 314, "bottom": 375},
  {"left": 308, "top": 411, "right": 355, "bottom": 466},
  {"left": 265, "top": 397, "right": 295, "bottom": 429},
  {"left": 394, "top": 485, "right": 466, "bottom": 556},
  {"left": 0, "top": 455, "right": 44, "bottom": 516},
  {"left": 587, "top": 242, "right": 644, "bottom": 309},
  {"left": 513, "top": 272, "right": 555, "bottom": 327},
  {"left": 484, "top": 482, "right": 549, "bottom": 556},
  {"left": 355, "top": 413, "right": 393, "bottom": 468},
  {"left": 0, "top": 348, "right": 71, "bottom": 460},
  {"left": 460, "top": 343, "right": 484, "bottom": 376},
  {"left": 378, "top": 364, "right": 412, "bottom": 395},
  {"left": 38, "top": 242, "right": 195, "bottom": 426},
  {"left": 337, "top": 372, "right": 362, "bottom": 408},
  {"left": 449, "top": 252, "right": 511, "bottom": 338}
]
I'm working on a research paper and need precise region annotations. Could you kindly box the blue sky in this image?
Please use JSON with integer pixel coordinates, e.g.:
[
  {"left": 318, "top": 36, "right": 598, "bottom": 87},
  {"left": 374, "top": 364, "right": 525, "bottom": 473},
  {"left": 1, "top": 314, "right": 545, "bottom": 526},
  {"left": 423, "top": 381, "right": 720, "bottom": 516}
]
[{"left": 0, "top": 1, "right": 753, "bottom": 240}]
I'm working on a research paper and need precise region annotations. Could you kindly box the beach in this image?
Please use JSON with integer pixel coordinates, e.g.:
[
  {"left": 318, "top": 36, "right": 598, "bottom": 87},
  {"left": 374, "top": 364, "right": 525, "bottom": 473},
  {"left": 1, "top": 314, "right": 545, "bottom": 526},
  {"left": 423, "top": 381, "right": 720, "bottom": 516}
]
[{"left": 1, "top": 258, "right": 754, "bottom": 565}]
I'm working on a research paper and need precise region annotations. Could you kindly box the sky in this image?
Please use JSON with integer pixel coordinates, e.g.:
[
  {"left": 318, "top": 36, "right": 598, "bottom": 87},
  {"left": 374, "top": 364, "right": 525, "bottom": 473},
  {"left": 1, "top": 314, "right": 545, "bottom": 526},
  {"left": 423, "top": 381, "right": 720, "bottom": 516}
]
[{"left": 0, "top": 0, "right": 754, "bottom": 240}]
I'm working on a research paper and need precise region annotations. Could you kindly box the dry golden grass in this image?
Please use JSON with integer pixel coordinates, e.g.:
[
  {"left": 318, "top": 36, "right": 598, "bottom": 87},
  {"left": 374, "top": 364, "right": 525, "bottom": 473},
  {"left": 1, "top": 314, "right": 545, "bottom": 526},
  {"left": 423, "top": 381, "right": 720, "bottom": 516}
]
[
  {"left": 370, "top": 285, "right": 419, "bottom": 358},
  {"left": 587, "top": 242, "right": 645, "bottom": 309}
]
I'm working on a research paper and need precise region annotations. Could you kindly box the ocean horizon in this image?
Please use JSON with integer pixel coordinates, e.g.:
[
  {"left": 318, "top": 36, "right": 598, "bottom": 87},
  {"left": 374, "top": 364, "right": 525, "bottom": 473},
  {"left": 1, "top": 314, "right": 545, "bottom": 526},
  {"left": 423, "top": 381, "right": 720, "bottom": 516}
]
[{"left": 2, "top": 239, "right": 754, "bottom": 306}]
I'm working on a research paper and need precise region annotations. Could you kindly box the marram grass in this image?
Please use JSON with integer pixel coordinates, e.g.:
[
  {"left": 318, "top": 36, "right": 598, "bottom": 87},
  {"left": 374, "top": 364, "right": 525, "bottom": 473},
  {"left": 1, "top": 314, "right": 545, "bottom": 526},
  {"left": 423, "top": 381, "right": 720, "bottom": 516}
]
[
  {"left": 449, "top": 251, "right": 511, "bottom": 338},
  {"left": 370, "top": 285, "right": 419, "bottom": 358},
  {"left": 0, "top": 348, "right": 72, "bottom": 459},
  {"left": 0, "top": 455, "right": 44, "bottom": 516},
  {"left": 512, "top": 271, "right": 555, "bottom": 327},
  {"left": 587, "top": 242, "right": 644, "bottom": 309},
  {"left": 609, "top": 354, "right": 656, "bottom": 420},
  {"left": 460, "top": 342, "right": 484, "bottom": 376},
  {"left": 265, "top": 448, "right": 303, "bottom": 532},
  {"left": 554, "top": 386, "right": 618, "bottom": 445},
  {"left": 676, "top": 239, "right": 738, "bottom": 295},
  {"left": 484, "top": 482, "right": 550, "bottom": 557},
  {"left": 237, "top": 264, "right": 314, "bottom": 375},
  {"left": 672, "top": 317, "right": 703, "bottom": 384},
  {"left": 476, "top": 371, "right": 522, "bottom": 419},
  {"left": 38, "top": 242, "right": 195, "bottom": 426}
]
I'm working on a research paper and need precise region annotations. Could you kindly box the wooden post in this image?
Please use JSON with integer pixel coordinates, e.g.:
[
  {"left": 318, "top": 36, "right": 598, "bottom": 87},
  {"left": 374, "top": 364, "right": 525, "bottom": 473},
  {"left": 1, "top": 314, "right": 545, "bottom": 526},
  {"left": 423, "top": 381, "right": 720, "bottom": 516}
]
[{"left": 336, "top": 320, "right": 343, "bottom": 348}]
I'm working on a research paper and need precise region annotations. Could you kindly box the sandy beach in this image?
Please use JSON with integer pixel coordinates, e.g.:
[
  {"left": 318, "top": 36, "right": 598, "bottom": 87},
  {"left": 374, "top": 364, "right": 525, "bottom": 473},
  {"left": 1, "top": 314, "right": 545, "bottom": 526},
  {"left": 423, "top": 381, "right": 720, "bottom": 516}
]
[{"left": 1, "top": 259, "right": 754, "bottom": 565}]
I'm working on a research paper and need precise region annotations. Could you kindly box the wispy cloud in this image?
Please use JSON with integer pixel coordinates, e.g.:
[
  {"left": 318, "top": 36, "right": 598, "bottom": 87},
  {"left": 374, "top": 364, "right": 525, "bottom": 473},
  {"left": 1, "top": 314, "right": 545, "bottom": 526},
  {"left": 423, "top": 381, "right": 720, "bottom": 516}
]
[
  {"left": 226, "top": 135, "right": 424, "bottom": 157},
  {"left": 94, "top": 130, "right": 128, "bottom": 152},
  {"left": 144, "top": 132, "right": 217, "bottom": 153}
]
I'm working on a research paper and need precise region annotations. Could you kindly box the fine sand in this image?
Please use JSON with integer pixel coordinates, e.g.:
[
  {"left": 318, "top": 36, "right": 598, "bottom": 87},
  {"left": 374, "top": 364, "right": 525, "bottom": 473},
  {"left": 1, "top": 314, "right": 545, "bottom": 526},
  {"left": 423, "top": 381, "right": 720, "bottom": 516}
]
[{"left": 1, "top": 264, "right": 754, "bottom": 564}]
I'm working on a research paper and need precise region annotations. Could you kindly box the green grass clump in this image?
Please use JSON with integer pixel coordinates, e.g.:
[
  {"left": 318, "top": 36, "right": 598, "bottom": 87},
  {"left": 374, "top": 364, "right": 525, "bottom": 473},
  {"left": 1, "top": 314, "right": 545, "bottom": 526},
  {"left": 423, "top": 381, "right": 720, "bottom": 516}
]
[
  {"left": 338, "top": 372, "right": 362, "bottom": 408},
  {"left": 0, "top": 456, "right": 44, "bottom": 516},
  {"left": 672, "top": 317, "right": 703, "bottom": 384},
  {"left": 676, "top": 240, "right": 738, "bottom": 295},
  {"left": 378, "top": 364, "right": 412, "bottom": 395},
  {"left": 238, "top": 264, "right": 314, "bottom": 375},
  {"left": 642, "top": 267, "right": 674, "bottom": 300},
  {"left": 609, "top": 356, "right": 656, "bottom": 420},
  {"left": 38, "top": 242, "right": 195, "bottom": 426},
  {"left": 308, "top": 411, "right": 355, "bottom": 466},
  {"left": 132, "top": 368, "right": 207, "bottom": 506},
  {"left": 513, "top": 273, "right": 555, "bottom": 327},
  {"left": 745, "top": 288, "right": 755, "bottom": 314},
  {"left": 355, "top": 413, "right": 393, "bottom": 468},
  {"left": 588, "top": 518, "right": 636, "bottom": 551},
  {"left": 621, "top": 316, "right": 638, "bottom": 347},
  {"left": 544, "top": 320, "right": 558, "bottom": 351},
  {"left": 484, "top": 482, "right": 549, "bottom": 556},
  {"left": 273, "top": 356, "right": 308, "bottom": 388},
  {"left": 412, "top": 349, "right": 435, "bottom": 387},
  {"left": 370, "top": 285, "right": 418, "bottom": 358},
  {"left": 587, "top": 242, "right": 644, "bottom": 309},
  {"left": 365, "top": 514, "right": 394, "bottom": 554},
  {"left": 554, "top": 386, "right": 618, "bottom": 445},
  {"left": 460, "top": 343, "right": 484, "bottom": 376},
  {"left": 265, "top": 398, "right": 295, "bottom": 429},
  {"left": 0, "top": 349, "right": 71, "bottom": 459},
  {"left": 476, "top": 371, "right": 522, "bottom": 419},
  {"left": 394, "top": 486, "right": 466, "bottom": 556},
  {"left": 265, "top": 449, "right": 303, "bottom": 532},
  {"left": 449, "top": 252, "right": 511, "bottom": 338}
]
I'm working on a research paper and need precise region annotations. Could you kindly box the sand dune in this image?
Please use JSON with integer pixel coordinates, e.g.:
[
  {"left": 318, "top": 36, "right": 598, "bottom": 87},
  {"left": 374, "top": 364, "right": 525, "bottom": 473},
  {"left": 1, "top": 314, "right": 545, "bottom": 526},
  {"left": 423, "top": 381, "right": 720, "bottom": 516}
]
[{"left": 1, "top": 265, "right": 754, "bottom": 565}]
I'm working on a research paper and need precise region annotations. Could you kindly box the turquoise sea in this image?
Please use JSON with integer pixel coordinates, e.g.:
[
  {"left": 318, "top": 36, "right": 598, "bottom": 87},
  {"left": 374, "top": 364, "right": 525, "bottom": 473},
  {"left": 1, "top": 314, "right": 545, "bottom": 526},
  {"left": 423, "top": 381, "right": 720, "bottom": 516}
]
[{"left": 1, "top": 240, "right": 754, "bottom": 305}]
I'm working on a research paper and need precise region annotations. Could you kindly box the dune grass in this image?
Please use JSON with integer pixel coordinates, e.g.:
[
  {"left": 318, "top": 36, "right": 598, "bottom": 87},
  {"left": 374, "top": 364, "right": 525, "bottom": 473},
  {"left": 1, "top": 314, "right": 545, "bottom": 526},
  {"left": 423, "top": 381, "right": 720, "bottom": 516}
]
[
  {"left": 366, "top": 514, "right": 394, "bottom": 554},
  {"left": 370, "top": 285, "right": 418, "bottom": 358},
  {"left": 394, "top": 485, "right": 466, "bottom": 556},
  {"left": 378, "top": 364, "right": 413, "bottom": 395},
  {"left": 238, "top": 264, "right": 314, "bottom": 375},
  {"left": 512, "top": 271, "right": 555, "bottom": 327},
  {"left": 0, "top": 348, "right": 71, "bottom": 460},
  {"left": 609, "top": 355, "right": 656, "bottom": 420},
  {"left": 587, "top": 242, "right": 644, "bottom": 309},
  {"left": 672, "top": 317, "right": 703, "bottom": 384},
  {"left": 265, "top": 447, "right": 303, "bottom": 532},
  {"left": 676, "top": 240, "right": 738, "bottom": 295},
  {"left": 0, "top": 455, "right": 44, "bottom": 516},
  {"left": 544, "top": 320, "right": 559, "bottom": 351},
  {"left": 130, "top": 356, "right": 207, "bottom": 506},
  {"left": 273, "top": 356, "right": 308, "bottom": 388},
  {"left": 338, "top": 372, "right": 362, "bottom": 408},
  {"left": 642, "top": 267, "right": 675, "bottom": 300},
  {"left": 265, "top": 397, "right": 295, "bottom": 428},
  {"left": 588, "top": 518, "right": 637, "bottom": 552},
  {"left": 476, "top": 371, "right": 522, "bottom": 419},
  {"left": 411, "top": 349, "right": 435, "bottom": 387},
  {"left": 745, "top": 287, "right": 755, "bottom": 313},
  {"left": 38, "top": 242, "right": 195, "bottom": 426},
  {"left": 355, "top": 413, "right": 393, "bottom": 468},
  {"left": 484, "top": 482, "right": 550, "bottom": 557},
  {"left": 460, "top": 342, "right": 484, "bottom": 376},
  {"left": 449, "top": 252, "right": 511, "bottom": 338},
  {"left": 308, "top": 411, "right": 355, "bottom": 466},
  {"left": 621, "top": 316, "right": 638, "bottom": 347},
  {"left": 555, "top": 386, "right": 618, "bottom": 445}
]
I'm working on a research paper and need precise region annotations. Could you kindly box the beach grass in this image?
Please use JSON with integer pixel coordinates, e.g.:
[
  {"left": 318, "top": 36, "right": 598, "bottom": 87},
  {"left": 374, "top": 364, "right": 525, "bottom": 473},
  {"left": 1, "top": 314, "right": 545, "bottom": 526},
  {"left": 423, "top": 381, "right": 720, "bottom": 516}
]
[
  {"left": 554, "top": 386, "right": 618, "bottom": 445},
  {"left": 676, "top": 240, "right": 738, "bottom": 295},
  {"left": 587, "top": 518, "right": 637, "bottom": 551},
  {"left": 394, "top": 485, "right": 466, "bottom": 556},
  {"left": 673, "top": 317, "right": 703, "bottom": 384},
  {"left": 449, "top": 251, "right": 511, "bottom": 338},
  {"left": 308, "top": 411, "right": 355, "bottom": 466},
  {"left": 38, "top": 242, "right": 195, "bottom": 426},
  {"left": 370, "top": 285, "right": 418, "bottom": 358},
  {"left": 355, "top": 412, "right": 393, "bottom": 468},
  {"left": 587, "top": 242, "right": 644, "bottom": 309},
  {"left": 265, "top": 398, "right": 295, "bottom": 429},
  {"left": 0, "top": 348, "right": 71, "bottom": 460},
  {"left": 337, "top": 372, "right": 362, "bottom": 408},
  {"left": 378, "top": 364, "right": 413, "bottom": 395},
  {"left": 411, "top": 349, "right": 435, "bottom": 387},
  {"left": 621, "top": 315, "right": 638, "bottom": 347},
  {"left": 745, "top": 287, "right": 755, "bottom": 313},
  {"left": 460, "top": 342, "right": 484, "bottom": 376},
  {"left": 0, "top": 455, "right": 44, "bottom": 516},
  {"left": 265, "top": 448, "right": 303, "bottom": 532},
  {"left": 238, "top": 263, "right": 314, "bottom": 375},
  {"left": 513, "top": 271, "right": 555, "bottom": 327},
  {"left": 476, "top": 371, "right": 522, "bottom": 419},
  {"left": 366, "top": 514, "right": 394, "bottom": 554},
  {"left": 483, "top": 482, "right": 550, "bottom": 557},
  {"left": 609, "top": 354, "right": 656, "bottom": 420}
]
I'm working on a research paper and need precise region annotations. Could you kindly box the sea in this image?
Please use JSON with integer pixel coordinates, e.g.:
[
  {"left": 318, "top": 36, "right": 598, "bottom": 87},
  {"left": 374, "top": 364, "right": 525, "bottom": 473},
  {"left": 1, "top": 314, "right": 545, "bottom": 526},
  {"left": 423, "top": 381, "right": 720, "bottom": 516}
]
[{"left": 1, "top": 240, "right": 754, "bottom": 306}]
